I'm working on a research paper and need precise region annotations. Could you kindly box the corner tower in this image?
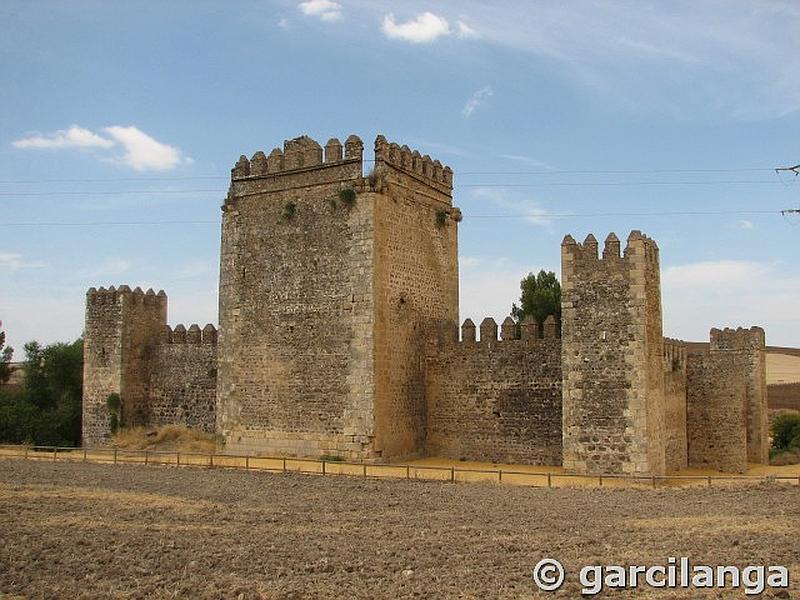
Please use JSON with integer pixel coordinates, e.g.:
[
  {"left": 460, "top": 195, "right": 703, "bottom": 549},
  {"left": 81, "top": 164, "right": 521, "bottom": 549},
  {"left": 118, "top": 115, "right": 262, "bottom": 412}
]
[
  {"left": 217, "top": 134, "right": 459, "bottom": 459},
  {"left": 82, "top": 286, "right": 167, "bottom": 445},
  {"left": 561, "top": 231, "right": 666, "bottom": 475}
]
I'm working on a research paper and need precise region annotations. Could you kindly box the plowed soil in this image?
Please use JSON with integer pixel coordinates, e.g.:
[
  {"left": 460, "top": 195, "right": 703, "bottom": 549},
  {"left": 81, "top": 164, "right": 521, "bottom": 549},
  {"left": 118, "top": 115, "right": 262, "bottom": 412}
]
[{"left": 1, "top": 459, "right": 798, "bottom": 599}]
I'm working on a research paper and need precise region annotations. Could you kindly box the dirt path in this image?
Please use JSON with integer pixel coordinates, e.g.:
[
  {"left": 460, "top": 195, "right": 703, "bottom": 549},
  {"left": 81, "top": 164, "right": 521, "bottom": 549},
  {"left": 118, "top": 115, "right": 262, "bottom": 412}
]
[{"left": 1, "top": 460, "right": 797, "bottom": 599}]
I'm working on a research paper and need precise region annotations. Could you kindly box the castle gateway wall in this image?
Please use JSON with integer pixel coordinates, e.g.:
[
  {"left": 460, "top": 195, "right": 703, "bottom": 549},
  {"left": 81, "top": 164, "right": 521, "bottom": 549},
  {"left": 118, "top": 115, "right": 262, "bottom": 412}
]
[{"left": 425, "top": 316, "right": 562, "bottom": 465}]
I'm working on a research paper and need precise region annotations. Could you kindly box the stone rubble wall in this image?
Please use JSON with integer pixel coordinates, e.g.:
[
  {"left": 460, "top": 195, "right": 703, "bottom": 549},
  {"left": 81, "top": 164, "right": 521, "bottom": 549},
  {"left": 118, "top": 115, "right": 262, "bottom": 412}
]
[{"left": 425, "top": 316, "right": 562, "bottom": 465}]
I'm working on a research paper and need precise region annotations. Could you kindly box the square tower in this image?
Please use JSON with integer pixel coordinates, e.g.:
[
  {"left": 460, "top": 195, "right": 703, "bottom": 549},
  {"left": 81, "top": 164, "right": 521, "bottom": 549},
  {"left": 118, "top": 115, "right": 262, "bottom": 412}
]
[
  {"left": 561, "top": 231, "right": 666, "bottom": 475},
  {"left": 216, "top": 134, "right": 460, "bottom": 460}
]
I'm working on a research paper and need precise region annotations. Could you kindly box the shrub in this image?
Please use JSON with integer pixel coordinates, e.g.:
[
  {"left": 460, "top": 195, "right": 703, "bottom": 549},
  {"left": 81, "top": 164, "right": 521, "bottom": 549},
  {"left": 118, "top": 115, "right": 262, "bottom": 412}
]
[
  {"left": 772, "top": 413, "right": 800, "bottom": 452},
  {"left": 281, "top": 201, "right": 296, "bottom": 222},
  {"left": 320, "top": 454, "right": 344, "bottom": 462},
  {"left": 338, "top": 188, "right": 356, "bottom": 207},
  {"left": 435, "top": 210, "right": 448, "bottom": 228}
]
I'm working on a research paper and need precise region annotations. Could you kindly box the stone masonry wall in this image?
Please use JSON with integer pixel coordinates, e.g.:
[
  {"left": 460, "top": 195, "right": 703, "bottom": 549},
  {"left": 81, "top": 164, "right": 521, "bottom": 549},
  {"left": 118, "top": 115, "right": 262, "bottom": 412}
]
[
  {"left": 425, "top": 315, "right": 562, "bottom": 465},
  {"left": 710, "top": 327, "right": 768, "bottom": 464},
  {"left": 146, "top": 324, "right": 218, "bottom": 433},
  {"left": 686, "top": 350, "right": 748, "bottom": 473},
  {"left": 217, "top": 135, "right": 379, "bottom": 459},
  {"left": 82, "top": 286, "right": 167, "bottom": 446},
  {"left": 371, "top": 136, "right": 460, "bottom": 459},
  {"left": 663, "top": 338, "right": 688, "bottom": 471},
  {"left": 561, "top": 231, "right": 666, "bottom": 475}
]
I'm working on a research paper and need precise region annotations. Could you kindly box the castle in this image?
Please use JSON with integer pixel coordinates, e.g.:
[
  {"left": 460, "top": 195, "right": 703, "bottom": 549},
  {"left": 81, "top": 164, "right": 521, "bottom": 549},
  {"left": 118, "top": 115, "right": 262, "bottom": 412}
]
[{"left": 81, "top": 133, "right": 768, "bottom": 475}]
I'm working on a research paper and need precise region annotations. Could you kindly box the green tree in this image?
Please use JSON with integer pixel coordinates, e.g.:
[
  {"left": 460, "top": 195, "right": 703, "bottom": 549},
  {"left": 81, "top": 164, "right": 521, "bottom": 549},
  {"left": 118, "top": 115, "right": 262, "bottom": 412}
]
[
  {"left": 0, "top": 320, "right": 13, "bottom": 384},
  {"left": 511, "top": 270, "right": 561, "bottom": 324},
  {"left": 0, "top": 337, "right": 83, "bottom": 446},
  {"left": 772, "top": 413, "right": 800, "bottom": 452}
]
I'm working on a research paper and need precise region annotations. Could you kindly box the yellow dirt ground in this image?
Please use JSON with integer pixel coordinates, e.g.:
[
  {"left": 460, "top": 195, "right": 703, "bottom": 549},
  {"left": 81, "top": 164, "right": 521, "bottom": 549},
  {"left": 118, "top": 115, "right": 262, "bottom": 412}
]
[
  {"left": 766, "top": 352, "right": 800, "bottom": 384},
  {"left": 0, "top": 446, "right": 796, "bottom": 488}
]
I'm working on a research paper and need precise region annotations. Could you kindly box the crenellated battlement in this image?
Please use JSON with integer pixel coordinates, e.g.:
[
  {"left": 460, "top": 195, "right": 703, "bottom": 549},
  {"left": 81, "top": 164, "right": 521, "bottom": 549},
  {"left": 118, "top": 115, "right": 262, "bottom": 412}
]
[
  {"left": 161, "top": 323, "right": 218, "bottom": 345},
  {"left": 561, "top": 230, "right": 659, "bottom": 266},
  {"left": 86, "top": 285, "right": 167, "bottom": 306},
  {"left": 374, "top": 135, "right": 453, "bottom": 195},
  {"left": 455, "top": 314, "right": 560, "bottom": 344},
  {"left": 231, "top": 134, "right": 363, "bottom": 180},
  {"left": 709, "top": 326, "right": 765, "bottom": 351},
  {"left": 663, "top": 337, "right": 687, "bottom": 372}
]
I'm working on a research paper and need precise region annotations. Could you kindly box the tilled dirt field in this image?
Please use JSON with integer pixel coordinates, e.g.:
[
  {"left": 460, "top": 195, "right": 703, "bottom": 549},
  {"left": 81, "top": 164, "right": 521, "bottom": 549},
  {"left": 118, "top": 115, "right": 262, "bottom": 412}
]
[{"left": 0, "top": 459, "right": 798, "bottom": 599}]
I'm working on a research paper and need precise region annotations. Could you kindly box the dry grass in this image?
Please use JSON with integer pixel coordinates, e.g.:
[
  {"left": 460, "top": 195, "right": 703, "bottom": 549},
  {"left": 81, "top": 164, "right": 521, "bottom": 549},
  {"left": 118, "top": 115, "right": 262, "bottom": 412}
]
[{"left": 113, "top": 425, "right": 218, "bottom": 453}]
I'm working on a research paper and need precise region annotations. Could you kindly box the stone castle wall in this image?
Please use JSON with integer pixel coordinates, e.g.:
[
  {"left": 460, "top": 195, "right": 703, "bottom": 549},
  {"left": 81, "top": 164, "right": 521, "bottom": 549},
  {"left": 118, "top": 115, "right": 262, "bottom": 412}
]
[
  {"left": 82, "top": 287, "right": 217, "bottom": 445},
  {"left": 217, "top": 135, "right": 378, "bottom": 459},
  {"left": 663, "top": 338, "right": 688, "bottom": 471},
  {"left": 686, "top": 351, "right": 748, "bottom": 472},
  {"left": 80, "top": 131, "right": 768, "bottom": 476},
  {"left": 146, "top": 325, "right": 218, "bottom": 433},
  {"left": 561, "top": 232, "right": 666, "bottom": 475},
  {"left": 371, "top": 136, "right": 459, "bottom": 459},
  {"left": 686, "top": 327, "right": 768, "bottom": 472},
  {"left": 425, "top": 316, "right": 562, "bottom": 465}
]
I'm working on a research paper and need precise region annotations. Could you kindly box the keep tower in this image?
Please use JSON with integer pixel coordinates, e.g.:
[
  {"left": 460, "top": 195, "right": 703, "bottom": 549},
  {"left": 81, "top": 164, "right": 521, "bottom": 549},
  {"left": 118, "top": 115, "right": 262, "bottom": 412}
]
[{"left": 217, "top": 134, "right": 461, "bottom": 460}]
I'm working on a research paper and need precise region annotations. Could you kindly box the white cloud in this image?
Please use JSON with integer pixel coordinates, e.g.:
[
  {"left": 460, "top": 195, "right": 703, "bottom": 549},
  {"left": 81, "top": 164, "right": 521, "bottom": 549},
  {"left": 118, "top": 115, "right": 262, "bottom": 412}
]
[
  {"left": 12, "top": 125, "right": 114, "bottom": 150},
  {"left": 12, "top": 124, "right": 188, "bottom": 172},
  {"left": 498, "top": 154, "right": 556, "bottom": 170},
  {"left": 299, "top": 0, "right": 342, "bottom": 22},
  {"left": 462, "top": 85, "right": 493, "bottom": 118},
  {"left": 734, "top": 219, "right": 754, "bottom": 229},
  {"left": 277, "top": 17, "right": 290, "bottom": 30},
  {"left": 79, "top": 257, "right": 132, "bottom": 278},
  {"left": 661, "top": 259, "right": 800, "bottom": 344},
  {"left": 103, "top": 125, "right": 185, "bottom": 172},
  {"left": 0, "top": 252, "right": 47, "bottom": 270},
  {"left": 662, "top": 260, "right": 769, "bottom": 290},
  {"left": 382, "top": 12, "right": 450, "bottom": 43},
  {"left": 470, "top": 186, "right": 553, "bottom": 228},
  {"left": 456, "top": 20, "right": 478, "bottom": 39}
]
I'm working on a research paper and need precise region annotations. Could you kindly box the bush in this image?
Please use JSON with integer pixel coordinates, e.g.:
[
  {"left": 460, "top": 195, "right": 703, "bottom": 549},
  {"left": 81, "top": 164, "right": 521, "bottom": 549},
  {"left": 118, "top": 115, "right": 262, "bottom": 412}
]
[
  {"left": 338, "top": 188, "right": 356, "bottom": 207},
  {"left": 772, "top": 413, "right": 800, "bottom": 452},
  {"left": 0, "top": 337, "right": 83, "bottom": 447}
]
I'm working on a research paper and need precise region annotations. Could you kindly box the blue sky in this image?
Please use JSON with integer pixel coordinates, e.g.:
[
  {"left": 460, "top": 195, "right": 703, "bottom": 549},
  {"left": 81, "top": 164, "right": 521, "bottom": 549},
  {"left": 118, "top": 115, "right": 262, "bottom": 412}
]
[{"left": 1, "top": 0, "right": 799, "bottom": 352}]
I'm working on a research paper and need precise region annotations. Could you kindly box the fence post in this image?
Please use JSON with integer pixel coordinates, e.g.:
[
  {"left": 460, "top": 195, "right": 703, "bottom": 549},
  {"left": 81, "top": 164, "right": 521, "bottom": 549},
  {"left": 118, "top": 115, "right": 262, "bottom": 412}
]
[
  {"left": 651, "top": 475, "right": 656, "bottom": 489},
  {"left": 144, "top": 450, "right": 149, "bottom": 465},
  {"left": 499, "top": 469, "right": 503, "bottom": 483},
  {"left": 450, "top": 466, "right": 455, "bottom": 482},
  {"left": 210, "top": 453, "right": 214, "bottom": 468},
  {"left": 599, "top": 475, "right": 603, "bottom": 487},
  {"left": 363, "top": 463, "right": 367, "bottom": 478},
  {"left": 176, "top": 452, "right": 181, "bottom": 467},
  {"left": 245, "top": 456, "right": 249, "bottom": 470},
  {"left": 707, "top": 475, "right": 711, "bottom": 487},
  {"left": 322, "top": 460, "right": 326, "bottom": 476},
  {"left": 24, "top": 447, "right": 28, "bottom": 460},
  {"left": 114, "top": 448, "right": 118, "bottom": 464},
  {"left": 547, "top": 473, "right": 552, "bottom": 488},
  {"left": 406, "top": 465, "right": 410, "bottom": 479},
  {"left": 282, "top": 458, "right": 287, "bottom": 473}
]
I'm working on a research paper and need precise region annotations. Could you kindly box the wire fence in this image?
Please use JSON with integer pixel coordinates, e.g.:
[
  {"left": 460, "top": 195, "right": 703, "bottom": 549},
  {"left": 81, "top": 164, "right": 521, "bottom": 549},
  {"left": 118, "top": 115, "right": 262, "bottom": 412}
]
[{"left": 0, "top": 444, "right": 797, "bottom": 489}]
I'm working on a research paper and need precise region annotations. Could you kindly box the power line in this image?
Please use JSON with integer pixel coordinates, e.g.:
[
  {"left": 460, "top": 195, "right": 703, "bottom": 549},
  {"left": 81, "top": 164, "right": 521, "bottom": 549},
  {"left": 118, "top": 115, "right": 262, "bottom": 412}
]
[
  {"left": 0, "top": 208, "right": 785, "bottom": 227},
  {"left": 0, "top": 167, "right": 783, "bottom": 185},
  {"left": 0, "top": 179, "right": 790, "bottom": 198}
]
